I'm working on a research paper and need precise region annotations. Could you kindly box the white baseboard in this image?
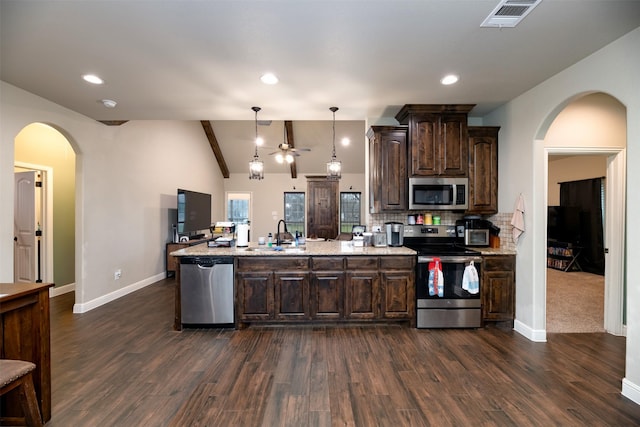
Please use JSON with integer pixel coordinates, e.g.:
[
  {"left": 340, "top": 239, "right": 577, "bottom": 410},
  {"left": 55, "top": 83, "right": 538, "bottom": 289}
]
[
  {"left": 622, "top": 378, "right": 640, "bottom": 406},
  {"left": 49, "top": 282, "right": 75, "bottom": 297},
  {"left": 72, "top": 272, "right": 166, "bottom": 314},
  {"left": 514, "top": 319, "right": 547, "bottom": 342}
]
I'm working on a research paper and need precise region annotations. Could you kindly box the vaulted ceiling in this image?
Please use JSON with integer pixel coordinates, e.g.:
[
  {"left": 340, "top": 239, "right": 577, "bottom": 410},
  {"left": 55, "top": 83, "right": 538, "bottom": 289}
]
[{"left": 2, "top": 0, "right": 639, "bottom": 175}]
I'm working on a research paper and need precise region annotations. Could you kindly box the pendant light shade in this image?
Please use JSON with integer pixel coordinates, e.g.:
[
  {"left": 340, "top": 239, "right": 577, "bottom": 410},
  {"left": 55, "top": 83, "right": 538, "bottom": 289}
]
[
  {"left": 249, "top": 106, "right": 264, "bottom": 180},
  {"left": 326, "top": 106, "right": 341, "bottom": 180}
]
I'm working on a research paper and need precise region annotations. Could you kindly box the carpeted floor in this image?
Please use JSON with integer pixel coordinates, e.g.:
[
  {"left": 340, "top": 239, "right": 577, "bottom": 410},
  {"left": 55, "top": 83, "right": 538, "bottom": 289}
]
[{"left": 546, "top": 267, "right": 605, "bottom": 333}]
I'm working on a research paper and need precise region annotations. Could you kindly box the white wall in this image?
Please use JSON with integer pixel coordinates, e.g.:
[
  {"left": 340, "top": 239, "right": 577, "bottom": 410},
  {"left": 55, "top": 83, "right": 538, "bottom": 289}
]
[
  {"left": 547, "top": 156, "right": 608, "bottom": 206},
  {"left": 0, "top": 82, "right": 225, "bottom": 308},
  {"left": 484, "top": 27, "right": 640, "bottom": 403},
  {"left": 223, "top": 172, "right": 365, "bottom": 240}
]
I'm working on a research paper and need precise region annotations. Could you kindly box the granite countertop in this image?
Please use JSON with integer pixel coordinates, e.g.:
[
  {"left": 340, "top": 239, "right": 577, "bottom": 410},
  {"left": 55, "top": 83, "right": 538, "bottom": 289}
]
[
  {"left": 473, "top": 247, "right": 517, "bottom": 256},
  {"left": 171, "top": 240, "right": 417, "bottom": 257}
]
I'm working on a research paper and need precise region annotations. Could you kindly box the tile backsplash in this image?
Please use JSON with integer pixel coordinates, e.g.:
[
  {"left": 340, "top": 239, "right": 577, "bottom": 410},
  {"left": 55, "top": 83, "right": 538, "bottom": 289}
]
[{"left": 368, "top": 211, "right": 516, "bottom": 251}]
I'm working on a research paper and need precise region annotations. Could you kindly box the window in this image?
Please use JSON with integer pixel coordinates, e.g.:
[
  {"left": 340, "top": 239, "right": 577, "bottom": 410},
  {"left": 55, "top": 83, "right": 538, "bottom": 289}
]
[
  {"left": 340, "top": 192, "right": 361, "bottom": 233},
  {"left": 226, "top": 192, "right": 251, "bottom": 224},
  {"left": 284, "top": 192, "right": 305, "bottom": 236}
]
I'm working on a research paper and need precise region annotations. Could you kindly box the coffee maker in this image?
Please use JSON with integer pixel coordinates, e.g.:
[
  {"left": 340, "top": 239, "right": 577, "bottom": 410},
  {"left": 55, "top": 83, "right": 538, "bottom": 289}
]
[{"left": 385, "top": 222, "right": 404, "bottom": 247}]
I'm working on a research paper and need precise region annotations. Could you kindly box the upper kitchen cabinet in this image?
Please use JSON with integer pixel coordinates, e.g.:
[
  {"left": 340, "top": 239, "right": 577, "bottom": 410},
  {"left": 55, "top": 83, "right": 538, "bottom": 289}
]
[
  {"left": 467, "top": 126, "right": 500, "bottom": 214},
  {"left": 368, "top": 126, "right": 408, "bottom": 213},
  {"left": 395, "top": 104, "right": 475, "bottom": 177}
]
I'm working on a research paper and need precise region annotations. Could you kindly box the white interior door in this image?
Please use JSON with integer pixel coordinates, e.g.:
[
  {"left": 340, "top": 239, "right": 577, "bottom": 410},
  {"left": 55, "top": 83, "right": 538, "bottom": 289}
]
[{"left": 14, "top": 171, "right": 37, "bottom": 282}]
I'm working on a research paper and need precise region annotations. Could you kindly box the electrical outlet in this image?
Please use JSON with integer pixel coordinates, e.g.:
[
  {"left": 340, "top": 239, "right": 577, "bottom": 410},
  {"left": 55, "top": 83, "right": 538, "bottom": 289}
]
[
  {"left": 114, "top": 269, "right": 122, "bottom": 280},
  {"left": 372, "top": 225, "right": 382, "bottom": 232}
]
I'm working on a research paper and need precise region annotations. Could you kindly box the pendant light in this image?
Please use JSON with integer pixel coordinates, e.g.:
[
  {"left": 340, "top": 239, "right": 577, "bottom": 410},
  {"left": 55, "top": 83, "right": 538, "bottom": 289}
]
[
  {"left": 326, "top": 106, "right": 341, "bottom": 180},
  {"left": 249, "top": 106, "right": 264, "bottom": 180}
]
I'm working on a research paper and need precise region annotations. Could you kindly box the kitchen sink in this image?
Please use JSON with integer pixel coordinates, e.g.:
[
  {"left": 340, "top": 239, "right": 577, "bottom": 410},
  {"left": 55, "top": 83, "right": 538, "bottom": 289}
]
[{"left": 240, "top": 246, "right": 306, "bottom": 254}]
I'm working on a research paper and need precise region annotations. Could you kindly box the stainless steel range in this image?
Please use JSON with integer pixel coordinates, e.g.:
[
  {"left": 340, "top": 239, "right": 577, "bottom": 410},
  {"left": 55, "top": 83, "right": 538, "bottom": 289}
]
[{"left": 403, "top": 225, "right": 483, "bottom": 328}]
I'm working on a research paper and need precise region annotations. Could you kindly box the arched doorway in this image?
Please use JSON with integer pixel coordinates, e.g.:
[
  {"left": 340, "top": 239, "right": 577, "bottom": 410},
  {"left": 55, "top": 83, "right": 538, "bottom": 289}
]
[
  {"left": 541, "top": 92, "right": 626, "bottom": 335},
  {"left": 14, "top": 123, "right": 76, "bottom": 296}
]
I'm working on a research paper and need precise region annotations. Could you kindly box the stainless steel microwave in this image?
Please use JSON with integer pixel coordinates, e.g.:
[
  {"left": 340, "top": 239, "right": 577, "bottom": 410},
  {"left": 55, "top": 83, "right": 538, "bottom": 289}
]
[{"left": 409, "top": 177, "right": 468, "bottom": 210}]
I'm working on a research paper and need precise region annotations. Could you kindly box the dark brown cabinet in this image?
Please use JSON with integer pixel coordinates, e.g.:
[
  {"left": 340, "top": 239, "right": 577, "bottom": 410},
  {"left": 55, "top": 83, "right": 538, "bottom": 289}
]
[
  {"left": 307, "top": 176, "right": 339, "bottom": 239},
  {"left": 236, "top": 271, "right": 273, "bottom": 321},
  {"left": 482, "top": 255, "right": 515, "bottom": 325},
  {"left": 274, "top": 270, "right": 310, "bottom": 321},
  {"left": 235, "top": 255, "right": 415, "bottom": 328},
  {"left": 380, "top": 257, "right": 415, "bottom": 321},
  {"left": 367, "top": 126, "right": 408, "bottom": 212},
  {"left": 468, "top": 126, "right": 499, "bottom": 214},
  {"left": 236, "top": 257, "right": 309, "bottom": 323},
  {"left": 311, "top": 257, "right": 344, "bottom": 320},
  {"left": 396, "top": 104, "right": 475, "bottom": 177},
  {"left": 345, "top": 257, "right": 379, "bottom": 319}
]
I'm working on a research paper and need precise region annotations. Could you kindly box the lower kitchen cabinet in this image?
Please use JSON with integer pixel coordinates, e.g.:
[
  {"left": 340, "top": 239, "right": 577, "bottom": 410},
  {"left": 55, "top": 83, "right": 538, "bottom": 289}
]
[
  {"left": 482, "top": 255, "right": 515, "bottom": 326},
  {"left": 274, "top": 271, "right": 310, "bottom": 321},
  {"left": 236, "top": 257, "right": 309, "bottom": 324},
  {"left": 345, "top": 257, "right": 380, "bottom": 319},
  {"left": 236, "top": 271, "right": 273, "bottom": 321},
  {"left": 311, "top": 271, "right": 344, "bottom": 320},
  {"left": 235, "top": 255, "right": 415, "bottom": 327},
  {"left": 380, "top": 257, "right": 415, "bottom": 321}
]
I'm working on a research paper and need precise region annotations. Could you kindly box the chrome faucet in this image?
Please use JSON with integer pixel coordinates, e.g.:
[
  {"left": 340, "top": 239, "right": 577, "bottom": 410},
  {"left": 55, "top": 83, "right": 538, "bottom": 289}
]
[{"left": 276, "top": 219, "right": 288, "bottom": 246}]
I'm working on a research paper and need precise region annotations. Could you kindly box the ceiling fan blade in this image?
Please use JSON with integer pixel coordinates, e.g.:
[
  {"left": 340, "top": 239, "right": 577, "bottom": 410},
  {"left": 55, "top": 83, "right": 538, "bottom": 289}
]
[{"left": 291, "top": 147, "right": 311, "bottom": 152}]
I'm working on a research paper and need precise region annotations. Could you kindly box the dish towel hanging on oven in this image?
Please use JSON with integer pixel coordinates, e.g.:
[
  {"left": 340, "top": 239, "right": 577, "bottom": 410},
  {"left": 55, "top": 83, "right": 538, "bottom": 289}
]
[
  {"left": 428, "top": 258, "right": 444, "bottom": 297},
  {"left": 462, "top": 261, "right": 479, "bottom": 295}
]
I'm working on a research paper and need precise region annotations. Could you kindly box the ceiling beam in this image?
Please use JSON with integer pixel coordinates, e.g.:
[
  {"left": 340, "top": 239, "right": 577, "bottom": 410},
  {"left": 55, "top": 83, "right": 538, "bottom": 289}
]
[
  {"left": 200, "top": 120, "right": 230, "bottom": 178},
  {"left": 284, "top": 120, "right": 297, "bottom": 179}
]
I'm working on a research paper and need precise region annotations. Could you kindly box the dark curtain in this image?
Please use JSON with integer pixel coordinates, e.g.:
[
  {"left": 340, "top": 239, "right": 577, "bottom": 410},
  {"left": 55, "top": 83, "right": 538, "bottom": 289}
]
[{"left": 559, "top": 177, "right": 605, "bottom": 275}]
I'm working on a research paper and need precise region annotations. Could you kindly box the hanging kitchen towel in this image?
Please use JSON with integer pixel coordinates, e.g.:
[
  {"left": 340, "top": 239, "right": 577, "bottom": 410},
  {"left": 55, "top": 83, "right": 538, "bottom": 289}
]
[
  {"left": 462, "top": 261, "right": 479, "bottom": 295},
  {"left": 428, "top": 258, "right": 444, "bottom": 297},
  {"left": 511, "top": 193, "right": 526, "bottom": 244},
  {"left": 428, "top": 261, "right": 436, "bottom": 296},
  {"left": 437, "top": 262, "right": 444, "bottom": 297}
]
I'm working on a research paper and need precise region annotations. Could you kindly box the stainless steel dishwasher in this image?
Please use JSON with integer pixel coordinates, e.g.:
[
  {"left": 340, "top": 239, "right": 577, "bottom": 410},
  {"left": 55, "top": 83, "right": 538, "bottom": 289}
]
[{"left": 180, "top": 256, "right": 234, "bottom": 327}]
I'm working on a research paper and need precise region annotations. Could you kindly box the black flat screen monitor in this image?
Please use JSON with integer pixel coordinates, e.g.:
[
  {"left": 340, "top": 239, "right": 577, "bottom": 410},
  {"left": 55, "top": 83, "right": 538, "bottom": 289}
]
[
  {"left": 547, "top": 205, "right": 582, "bottom": 244},
  {"left": 177, "top": 189, "right": 212, "bottom": 235}
]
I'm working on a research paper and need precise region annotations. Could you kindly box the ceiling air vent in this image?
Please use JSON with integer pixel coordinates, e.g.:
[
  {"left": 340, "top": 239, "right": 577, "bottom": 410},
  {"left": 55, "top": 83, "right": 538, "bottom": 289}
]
[{"left": 481, "top": 0, "right": 543, "bottom": 28}]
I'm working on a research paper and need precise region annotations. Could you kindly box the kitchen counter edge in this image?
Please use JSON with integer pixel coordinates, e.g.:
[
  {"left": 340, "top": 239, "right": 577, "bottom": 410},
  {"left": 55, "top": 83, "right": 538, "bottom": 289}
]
[{"left": 170, "top": 240, "right": 417, "bottom": 257}]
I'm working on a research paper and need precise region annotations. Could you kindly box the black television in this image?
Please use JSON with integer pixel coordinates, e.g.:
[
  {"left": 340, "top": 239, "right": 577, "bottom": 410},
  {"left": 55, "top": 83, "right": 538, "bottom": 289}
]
[
  {"left": 177, "top": 189, "right": 212, "bottom": 238},
  {"left": 547, "top": 205, "right": 582, "bottom": 244}
]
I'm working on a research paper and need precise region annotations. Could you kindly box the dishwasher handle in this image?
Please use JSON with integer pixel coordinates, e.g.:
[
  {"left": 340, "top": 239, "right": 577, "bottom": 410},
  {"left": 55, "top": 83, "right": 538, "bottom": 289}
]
[{"left": 180, "top": 256, "right": 233, "bottom": 268}]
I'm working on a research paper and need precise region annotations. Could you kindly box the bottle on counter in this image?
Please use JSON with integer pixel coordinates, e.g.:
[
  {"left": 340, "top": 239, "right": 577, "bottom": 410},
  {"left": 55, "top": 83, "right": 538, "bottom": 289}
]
[{"left": 268, "top": 233, "right": 273, "bottom": 247}]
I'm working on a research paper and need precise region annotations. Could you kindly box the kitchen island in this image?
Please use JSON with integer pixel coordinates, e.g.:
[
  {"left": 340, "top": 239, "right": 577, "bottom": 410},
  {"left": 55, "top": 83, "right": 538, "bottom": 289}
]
[{"left": 171, "top": 241, "right": 416, "bottom": 329}]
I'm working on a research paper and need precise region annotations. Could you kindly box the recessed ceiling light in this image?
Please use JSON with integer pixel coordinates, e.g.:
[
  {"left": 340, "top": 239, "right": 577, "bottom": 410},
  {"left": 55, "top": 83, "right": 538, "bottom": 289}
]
[
  {"left": 83, "top": 74, "right": 104, "bottom": 85},
  {"left": 440, "top": 74, "right": 459, "bottom": 85},
  {"left": 100, "top": 99, "right": 117, "bottom": 108},
  {"left": 341, "top": 137, "right": 350, "bottom": 147},
  {"left": 260, "top": 73, "right": 279, "bottom": 85}
]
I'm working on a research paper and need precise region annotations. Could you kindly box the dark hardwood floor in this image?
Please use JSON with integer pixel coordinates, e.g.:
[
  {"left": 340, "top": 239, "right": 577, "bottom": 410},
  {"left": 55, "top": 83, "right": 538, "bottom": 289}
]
[{"left": 46, "top": 278, "right": 640, "bottom": 426}]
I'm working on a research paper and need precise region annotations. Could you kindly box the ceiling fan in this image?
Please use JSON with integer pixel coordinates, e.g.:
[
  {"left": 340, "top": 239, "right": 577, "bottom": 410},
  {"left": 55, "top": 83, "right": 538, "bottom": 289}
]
[{"left": 268, "top": 121, "right": 311, "bottom": 164}]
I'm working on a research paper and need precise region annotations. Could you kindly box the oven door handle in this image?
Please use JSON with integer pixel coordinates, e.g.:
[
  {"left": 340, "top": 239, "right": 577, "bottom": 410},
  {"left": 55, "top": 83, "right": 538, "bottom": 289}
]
[{"left": 418, "top": 256, "right": 483, "bottom": 264}]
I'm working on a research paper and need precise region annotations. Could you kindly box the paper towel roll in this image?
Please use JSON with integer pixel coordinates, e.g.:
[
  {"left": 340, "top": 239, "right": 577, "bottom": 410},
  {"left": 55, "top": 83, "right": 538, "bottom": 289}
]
[{"left": 236, "top": 224, "right": 250, "bottom": 247}]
